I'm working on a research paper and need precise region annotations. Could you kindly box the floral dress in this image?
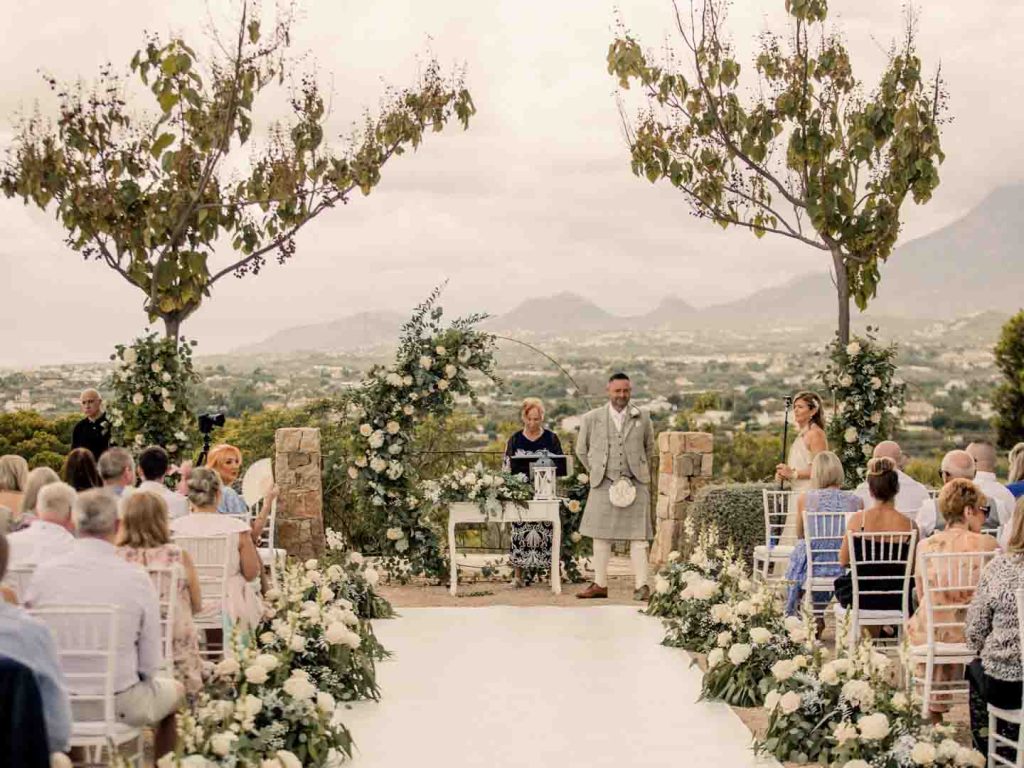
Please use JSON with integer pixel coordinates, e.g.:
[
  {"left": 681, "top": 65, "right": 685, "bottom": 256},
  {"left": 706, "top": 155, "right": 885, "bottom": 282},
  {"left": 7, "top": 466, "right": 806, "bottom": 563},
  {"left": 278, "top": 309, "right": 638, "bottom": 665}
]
[
  {"left": 117, "top": 544, "right": 204, "bottom": 695},
  {"left": 504, "top": 430, "right": 563, "bottom": 573}
]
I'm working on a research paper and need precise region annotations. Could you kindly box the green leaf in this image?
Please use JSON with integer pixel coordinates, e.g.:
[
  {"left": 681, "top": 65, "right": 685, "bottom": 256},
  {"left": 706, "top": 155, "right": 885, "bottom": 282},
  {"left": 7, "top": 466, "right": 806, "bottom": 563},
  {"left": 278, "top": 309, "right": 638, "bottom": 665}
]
[{"left": 150, "top": 132, "right": 175, "bottom": 158}]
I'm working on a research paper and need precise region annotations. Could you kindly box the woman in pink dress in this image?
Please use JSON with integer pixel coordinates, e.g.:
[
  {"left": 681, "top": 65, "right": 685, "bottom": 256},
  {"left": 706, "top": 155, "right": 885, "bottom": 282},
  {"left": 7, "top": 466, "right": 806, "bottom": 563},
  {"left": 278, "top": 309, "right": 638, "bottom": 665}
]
[
  {"left": 171, "top": 468, "right": 263, "bottom": 632},
  {"left": 116, "top": 491, "right": 204, "bottom": 695}
]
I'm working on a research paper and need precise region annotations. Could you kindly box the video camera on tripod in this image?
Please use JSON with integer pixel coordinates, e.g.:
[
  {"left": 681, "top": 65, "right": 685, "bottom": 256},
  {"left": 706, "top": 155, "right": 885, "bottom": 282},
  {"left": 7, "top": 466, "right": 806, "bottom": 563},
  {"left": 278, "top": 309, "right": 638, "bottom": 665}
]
[{"left": 196, "top": 412, "right": 225, "bottom": 466}]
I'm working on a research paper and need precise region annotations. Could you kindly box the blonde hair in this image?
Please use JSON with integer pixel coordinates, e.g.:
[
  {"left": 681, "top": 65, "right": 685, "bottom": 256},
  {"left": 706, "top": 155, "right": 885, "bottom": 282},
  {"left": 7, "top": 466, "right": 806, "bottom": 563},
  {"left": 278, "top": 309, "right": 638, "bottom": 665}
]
[
  {"left": 521, "top": 398, "right": 544, "bottom": 421},
  {"left": 1006, "top": 496, "right": 1024, "bottom": 553},
  {"left": 21, "top": 467, "right": 60, "bottom": 515},
  {"left": 117, "top": 491, "right": 171, "bottom": 548},
  {"left": 0, "top": 455, "right": 29, "bottom": 492},
  {"left": 205, "top": 444, "right": 242, "bottom": 483},
  {"left": 1009, "top": 443, "right": 1024, "bottom": 484},
  {"left": 938, "top": 478, "right": 986, "bottom": 526},
  {"left": 187, "top": 467, "right": 222, "bottom": 509},
  {"left": 810, "top": 451, "right": 844, "bottom": 489}
]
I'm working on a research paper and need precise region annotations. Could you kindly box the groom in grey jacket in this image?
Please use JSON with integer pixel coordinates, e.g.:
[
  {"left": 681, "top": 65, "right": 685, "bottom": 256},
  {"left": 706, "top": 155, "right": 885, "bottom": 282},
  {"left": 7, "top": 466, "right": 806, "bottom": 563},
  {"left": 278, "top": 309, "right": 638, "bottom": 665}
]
[{"left": 575, "top": 372, "right": 654, "bottom": 600}]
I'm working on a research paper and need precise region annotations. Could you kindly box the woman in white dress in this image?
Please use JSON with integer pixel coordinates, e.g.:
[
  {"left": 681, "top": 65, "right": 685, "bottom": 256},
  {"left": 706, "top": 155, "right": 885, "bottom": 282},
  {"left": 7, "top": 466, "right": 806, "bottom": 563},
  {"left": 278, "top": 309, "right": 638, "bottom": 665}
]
[{"left": 775, "top": 391, "right": 828, "bottom": 542}]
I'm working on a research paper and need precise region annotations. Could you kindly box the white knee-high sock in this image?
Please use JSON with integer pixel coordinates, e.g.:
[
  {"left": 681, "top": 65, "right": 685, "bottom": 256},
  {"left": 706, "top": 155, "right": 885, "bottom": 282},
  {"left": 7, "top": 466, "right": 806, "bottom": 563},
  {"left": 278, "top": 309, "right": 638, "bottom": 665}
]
[
  {"left": 592, "top": 538, "right": 612, "bottom": 587},
  {"left": 630, "top": 540, "right": 649, "bottom": 589}
]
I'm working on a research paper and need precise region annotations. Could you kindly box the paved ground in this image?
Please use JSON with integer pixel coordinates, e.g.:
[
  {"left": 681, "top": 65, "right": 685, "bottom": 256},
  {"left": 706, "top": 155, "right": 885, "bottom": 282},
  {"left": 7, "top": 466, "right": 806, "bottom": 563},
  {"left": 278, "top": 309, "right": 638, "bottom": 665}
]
[{"left": 342, "top": 606, "right": 779, "bottom": 768}]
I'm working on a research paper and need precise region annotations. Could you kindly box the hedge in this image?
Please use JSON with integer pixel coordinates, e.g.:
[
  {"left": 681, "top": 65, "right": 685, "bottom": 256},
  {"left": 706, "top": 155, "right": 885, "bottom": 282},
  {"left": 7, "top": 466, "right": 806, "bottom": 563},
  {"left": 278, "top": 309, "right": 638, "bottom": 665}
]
[{"left": 687, "top": 482, "right": 772, "bottom": 566}]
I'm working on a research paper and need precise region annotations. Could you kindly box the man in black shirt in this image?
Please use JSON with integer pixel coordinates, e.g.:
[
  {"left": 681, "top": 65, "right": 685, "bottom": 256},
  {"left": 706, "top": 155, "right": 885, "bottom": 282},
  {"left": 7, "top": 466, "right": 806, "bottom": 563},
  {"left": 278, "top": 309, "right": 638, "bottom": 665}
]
[{"left": 71, "top": 389, "right": 112, "bottom": 460}]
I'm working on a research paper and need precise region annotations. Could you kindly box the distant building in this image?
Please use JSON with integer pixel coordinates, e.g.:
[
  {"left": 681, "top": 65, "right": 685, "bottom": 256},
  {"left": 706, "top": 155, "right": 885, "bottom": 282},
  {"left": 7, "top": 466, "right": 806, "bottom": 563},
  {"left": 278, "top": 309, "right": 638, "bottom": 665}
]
[{"left": 692, "top": 410, "right": 731, "bottom": 428}]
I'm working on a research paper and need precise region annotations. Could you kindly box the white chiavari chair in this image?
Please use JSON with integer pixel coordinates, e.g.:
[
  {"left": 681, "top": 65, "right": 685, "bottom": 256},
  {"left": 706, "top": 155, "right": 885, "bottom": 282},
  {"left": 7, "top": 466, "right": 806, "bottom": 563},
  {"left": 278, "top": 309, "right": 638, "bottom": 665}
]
[
  {"left": 801, "top": 508, "right": 847, "bottom": 617},
  {"left": 171, "top": 535, "right": 230, "bottom": 661},
  {"left": 753, "top": 489, "right": 798, "bottom": 587}
]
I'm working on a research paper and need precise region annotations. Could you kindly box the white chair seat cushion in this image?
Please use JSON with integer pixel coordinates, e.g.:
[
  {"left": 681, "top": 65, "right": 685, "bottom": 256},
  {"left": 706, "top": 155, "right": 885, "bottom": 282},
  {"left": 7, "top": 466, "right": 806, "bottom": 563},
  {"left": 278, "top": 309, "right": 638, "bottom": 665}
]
[
  {"left": 988, "top": 705, "right": 1023, "bottom": 723},
  {"left": 833, "top": 605, "right": 904, "bottom": 621},
  {"left": 754, "top": 544, "right": 794, "bottom": 559},
  {"left": 72, "top": 721, "right": 142, "bottom": 743},
  {"left": 258, "top": 547, "right": 287, "bottom": 565}
]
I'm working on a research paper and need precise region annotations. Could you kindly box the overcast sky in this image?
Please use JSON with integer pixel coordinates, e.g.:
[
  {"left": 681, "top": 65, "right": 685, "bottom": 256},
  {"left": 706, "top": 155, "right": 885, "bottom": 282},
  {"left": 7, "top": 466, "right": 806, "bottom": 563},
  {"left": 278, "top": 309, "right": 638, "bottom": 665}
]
[{"left": 2, "top": 0, "right": 1022, "bottom": 367}]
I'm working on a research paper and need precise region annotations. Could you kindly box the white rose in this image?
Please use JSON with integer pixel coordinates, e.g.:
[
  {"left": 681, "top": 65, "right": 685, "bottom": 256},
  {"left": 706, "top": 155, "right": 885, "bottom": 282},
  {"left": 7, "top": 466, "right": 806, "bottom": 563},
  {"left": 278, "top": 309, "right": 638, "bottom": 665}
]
[
  {"left": 282, "top": 671, "right": 317, "bottom": 700},
  {"left": 870, "top": 376, "right": 883, "bottom": 390},
  {"left": 654, "top": 575, "right": 671, "bottom": 595},
  {"left": 435, "top": 345, "right": 446, "bottom": 355},
  {"left": 839, "top": 374, "right": 854, "bottom": 388},
  {"left": 161, "top": 371, "right": 171, "bottom": 382},
  {"left": 368, "top": 431, "right": 385, "bottom": 449},
  {"left": 386, "top": 527, "right": 404, "bottom": 541},
  {"left": 355, "top": 455, "right": 368, "bottom": 467},
  {"left": 132, "top": 392, "right": 144, "bottom": 405},
  {"left": 891, "top": 691, "right": 909, "bottom": 711},
  {"left": 259, "top": 631, "right": 276, "bottom": 645},
  {"left": 348, "top": 466, "right": 359, "bottom": 479},
  {"left": 403, "top": 404, "right": 415, "bottom": 416},
  {"left": 359, "top": 423, "right": 373, "bottom": 437},
  {"left": 567, "top": 500, "right": 581, "bottom": 513},
  {"left": 244, "top": 664, "right": 269, "bottom": 685},
  {"left": 738, "top": 578, "right": 753, "bottom": 592},
  {"left": 791, "top": 655, "right": 808, "bottom": 669},
  {"left": 844, "top": 426, "right": 858, "bottom": 443},
  {"left": 911, "top": 741, "right": 937, "bottom": 765},
  {"left": 163, "top": 399, "right": 175, "bottom": 413},
  {"left": 846, "top": 341, "right": 861, "bottom": 356},
  {"left": 578, "top": 473, "right": 589, "bottom": 485},
  {"left": 955, "top": 747, "right": 985, "bottom": 767},
  {"left": 275, "top": 751, "right": 303, "bottom": 768},
  {"left": 833, "top": 720, "right": 858, "bottom": 744},
  {"left": 123, "top": 348, "right": 137, "bottom": 364},
  {"left": 289, "top": 634, "right": 306, "bottom": 652},
  {"left": 842, "top": 679, "right": 875, "bottom": 710},
  {"left": 707, "top": 648, "right": 725, "bottom": 668},
  {"left": 734, "top": 600, "right": 754, "bottom": 616},
  {"left": 347, "top": 551, "right": 364, "bottom": 566},
  {"left": 403, "top": 375, "right": 413, "bottom": 386},
  {"left": 437, "top": 379, "right": 450, "bottom": 391},
  {"left": 771, "top": 659, "right": 796, "bottom": 681},
  {"left": 210, "top": 731, "right": 238, "bottom": 756},
  {"left": 151, "top": 360, "right": 163, "bottom": 372},
  {"left": 570, "top": 531, "right": 582, "bottom": 544},
  {"left": 749, "top": 627, "right": 772, "bottom": 645},
  {"left": 716, "top": 631, "right": 733, "bottom": 648},
  {"left": 386, "top": 372, "right": 403, "bottom": 387},
  {"left": 937, "top": 739, "right": 960, "bottom": 761},
  {"left": 727, "top": 643, "right": 752, "bottom": 666},
  {"left": 819, "top": 662, "right": 840, "bottom": 686},
  {"left": 763, "top": 689, "right": 780, "bottom": 712},
  {"left": 364, "top": 567, "right": 380, "bottom": 587},
  {"left": 215, "top": 658, "right": 240, "bottom": 677},
  {"left": 458, "top": 347, "right": 471, "bottom": 362},
  {"left": 324, "top": 622, "right": 349, "bottom": 645},
  {"left": 857, "top": 712, "right": 889, "bottom": 740},
  {"left": 787, "top": 625, "right": 809, "bottom": 644},
  {"left": 370, "top": 457, "right": 388, "bottom": 473},
  {"left": 710, "top": 604, "right": 733, "bottom": 624},
  {"left": 779, "top": 691, "right": 802, "bottom": 714},
  {"left": 419, "top": 356, "right": 433, "bottom": 369},
  {"left": 386, "top": 420, "right": 401, "bottom": 434},
  {"left": 314, "top": 691, "right": 337, "bottom": 716},
  {"left": 388, "top": 443, "right": 403, "bottom": 455},
  {"left": 254, "top": 653, "right": 279, "bottom": 671}
]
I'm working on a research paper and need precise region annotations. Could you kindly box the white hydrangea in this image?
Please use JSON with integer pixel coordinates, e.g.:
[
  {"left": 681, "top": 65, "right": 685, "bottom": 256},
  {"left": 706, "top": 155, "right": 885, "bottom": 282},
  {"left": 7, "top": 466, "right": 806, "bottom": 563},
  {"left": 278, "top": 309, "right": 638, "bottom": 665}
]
[
  {"left": 707, "top": 648, "right": 725, "bottom": 668},
  {"left": 435, "top": 345, "right": 446, "bottom": 355},
  {"left": 833, "top": 720, "right": 858, "bottom": 744},
  {"left": 842, "top": 679, "right": 875, "bottom": 711},
  {"left": 771, "top": 659, "right": 797, "bottom": 681},
  {"left": 210, "top": 731, "right": 238, "bottom": 756},
  {"left": 253, "top": 653, "right": 279, "bottom": 671},
  {"left": 578, "top": 473, "right": 590, "bottom": 485},
  {"left": 857, "top": 712, "right": 889, "bottom": 740},
  {"left": 910, "top": 741, "right": 937, "bottom": 765},
  {"left": 716, "top": 631, "right": 733, "bottom": 648},
  {"left": 282, "top": 670, "right": 317, "bottom": 700},
  {"left": 749, "top": 627, "right": 772, "bottom": 645},
  {"left": 570, "top": 531, "right": 582, "bottom": 544},
  {"left": 368, "top": 431, "right": 385, "bottom": 449},
  {"left": 244, "top": 664, "right": 269, "bottom": 685},
  {"left": 844, "top": 426, "right": 858, "bottom": 443},
  {"left": 444, "top": 364, "right": 457, "bottom": 378},
  {"left": 779, "top": 691, "right": 802, "bottom": 714},
  {"left": 419, "top": 356, "right": 433, "bottom": 369},
  {"left": 364, "top": 567, "right": 380, "bottom": 587},
  {"left": 710, "top": 603, "right": 733, "bottom": 625},
  {"left": 846, "top": 341, "right": 862, "bottom": 356},
  {"left": 215, "top": 658, "right": 240, "bottom": 678},
  {"left": 132, "top": 392, "right": 144, "bottom": 405},
  {"left": 937, "top": 740, "right": 960, "bottom": 761},
  {"left": 437, "top": 379, "right": 450, "bottom": 391},
  {"left": 316, "top": 691, "right": 337, "bottom": 716},
  {"left": 654, "top": 575, "right": 671, "bottom": 595},
  {"left": 763, "top": 689, "right": 780, "bottom": 712},
  {"left": 385, "top": 527, "right": 404, "bottom": 541}
]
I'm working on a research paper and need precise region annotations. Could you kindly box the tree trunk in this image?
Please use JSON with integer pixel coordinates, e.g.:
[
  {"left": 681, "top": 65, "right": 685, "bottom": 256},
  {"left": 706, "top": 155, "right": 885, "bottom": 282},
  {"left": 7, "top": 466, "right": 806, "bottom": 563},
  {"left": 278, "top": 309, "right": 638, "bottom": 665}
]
[
  {"left": 832, "top": 247, "right": 851, "bottom": 345},
  {"left": 163, "top": 315, "right": 181, "bottom": 342}
]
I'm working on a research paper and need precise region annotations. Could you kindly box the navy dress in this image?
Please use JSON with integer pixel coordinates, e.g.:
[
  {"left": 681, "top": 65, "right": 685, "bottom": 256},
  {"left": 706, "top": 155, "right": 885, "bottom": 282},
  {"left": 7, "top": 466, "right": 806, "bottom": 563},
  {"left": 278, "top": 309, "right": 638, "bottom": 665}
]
[{"left": 504, "top": 429, "right": 563, "bottom": 572}]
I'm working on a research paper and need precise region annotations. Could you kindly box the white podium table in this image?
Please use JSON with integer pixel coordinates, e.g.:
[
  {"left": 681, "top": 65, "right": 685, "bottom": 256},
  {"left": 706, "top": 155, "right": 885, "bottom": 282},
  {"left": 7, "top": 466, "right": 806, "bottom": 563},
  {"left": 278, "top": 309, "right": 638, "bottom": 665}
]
[{"left": 448, "top": 500, "right": 562, "bottom": 595}]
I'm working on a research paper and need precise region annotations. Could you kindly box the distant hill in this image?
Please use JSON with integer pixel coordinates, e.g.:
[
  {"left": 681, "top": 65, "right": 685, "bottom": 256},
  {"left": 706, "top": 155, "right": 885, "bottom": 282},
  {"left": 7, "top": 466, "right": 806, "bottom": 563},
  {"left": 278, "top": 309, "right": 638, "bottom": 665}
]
[
  {"left": 237, "top": 185, "right": 1023, "bottom": 352},
  {"left": 234, "top": 311, "right": 405, "bottom": 355}
]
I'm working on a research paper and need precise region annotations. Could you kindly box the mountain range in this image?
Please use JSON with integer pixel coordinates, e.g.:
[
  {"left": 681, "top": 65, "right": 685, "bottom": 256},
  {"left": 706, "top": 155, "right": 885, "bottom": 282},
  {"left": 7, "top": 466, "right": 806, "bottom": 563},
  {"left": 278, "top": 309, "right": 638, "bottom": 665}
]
[{"left": 237, "top": 184, "right": 1023, "bottom": 352}]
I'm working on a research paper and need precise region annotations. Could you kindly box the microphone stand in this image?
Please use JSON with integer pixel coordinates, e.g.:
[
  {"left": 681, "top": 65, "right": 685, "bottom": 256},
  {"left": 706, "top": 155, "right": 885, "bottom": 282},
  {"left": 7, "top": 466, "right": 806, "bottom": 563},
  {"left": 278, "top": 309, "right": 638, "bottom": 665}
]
[{"left": 779, "top": 397, "right": 793, "bottom": 490}]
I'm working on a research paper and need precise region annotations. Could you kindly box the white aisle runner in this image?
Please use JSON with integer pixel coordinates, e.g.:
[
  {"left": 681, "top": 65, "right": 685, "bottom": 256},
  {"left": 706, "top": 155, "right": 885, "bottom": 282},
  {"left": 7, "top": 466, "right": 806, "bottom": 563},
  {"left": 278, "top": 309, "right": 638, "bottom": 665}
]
[{"left": 343, "top": 606, "right": 777, "bottom": 768}]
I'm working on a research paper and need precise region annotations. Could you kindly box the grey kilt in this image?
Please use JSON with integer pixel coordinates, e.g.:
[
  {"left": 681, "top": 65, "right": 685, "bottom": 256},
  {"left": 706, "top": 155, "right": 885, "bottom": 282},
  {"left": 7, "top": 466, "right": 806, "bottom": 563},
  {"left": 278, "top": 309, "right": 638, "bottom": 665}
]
[{"left": 579, "top": 478, "right": 653, "bottom": 541}]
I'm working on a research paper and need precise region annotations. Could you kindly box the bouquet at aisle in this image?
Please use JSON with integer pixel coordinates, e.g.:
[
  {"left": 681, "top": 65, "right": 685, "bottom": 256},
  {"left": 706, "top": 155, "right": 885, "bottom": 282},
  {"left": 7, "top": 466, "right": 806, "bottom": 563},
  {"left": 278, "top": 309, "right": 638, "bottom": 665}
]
[
  {"left": 321, "top": 531, "right": 395, "bottom": 620},
  {"left": 423, "top": 462, "right": 533, "bottom": 518}
]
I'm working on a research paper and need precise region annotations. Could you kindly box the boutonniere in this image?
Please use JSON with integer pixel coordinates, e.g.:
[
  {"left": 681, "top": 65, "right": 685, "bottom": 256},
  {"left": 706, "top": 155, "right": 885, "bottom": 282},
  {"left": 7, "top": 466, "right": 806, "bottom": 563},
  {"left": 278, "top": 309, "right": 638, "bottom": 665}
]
[{"left": 629, "top": 406, "right": 641, "bottom": 419}]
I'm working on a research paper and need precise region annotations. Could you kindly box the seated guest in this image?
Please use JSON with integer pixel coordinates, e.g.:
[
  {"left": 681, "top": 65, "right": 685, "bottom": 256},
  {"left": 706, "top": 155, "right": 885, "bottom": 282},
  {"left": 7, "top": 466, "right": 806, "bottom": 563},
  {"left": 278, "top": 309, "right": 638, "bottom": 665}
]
[
  {"left": 71, "top": 389, "right": 111, "bottom": 460},
  {"left": 117, "top": 492, "right": 203, "bottom": 696},
  {"left": 24, "top": 490, "right": 184, "bottom": 757},
  {"left": 964, "top": 496, "right": 1024, "bottom": 756},
  {"left": 966, "top": 440, "right": 1015, "bottom": 535},
  {"left": 7, "top": 483, "right": 76, "bottom": 570},
  {"left": 839, "top": 457, "right": 916, "bottom": 612},
  {"left": 0, "top": 455, "right": 30, "bottom": 532},
  {"left": 0, "top": 533, "right": 72, "bottom": 756},
  {"left": 136, "top": 446, "right": 189, "bottom": 520},
  {"left": 916, "top": 450, "right": 976, "bottom": 538},
  {"left": 97, "top": 447, "right": 136, "bottom": 499},
  {"left": 202, "top": 444, "right": 277, "bottom": 543},
  {"left": 785, "top": 451, "right": 862, "bottom": 616},
  {"left": 15, "top": 467, "right": 61, "bottom": 531},
  {"left": 854, "top": 441, "right": 930, "bottom": 525},
  {"left": 1008, "top": 443, "right": 1024, "bottom": 499},
  {"left": 503, "top": 397, "right": 564, "bottom": 587},
  {"left": 171, "top": 468, "right": 263, "bottom": 632},
  {"left": 61, "top": 448, "right": 102, "bottom": 493},
  {"left": 906, "top": 479, "right": 997, "bottom": 721}
]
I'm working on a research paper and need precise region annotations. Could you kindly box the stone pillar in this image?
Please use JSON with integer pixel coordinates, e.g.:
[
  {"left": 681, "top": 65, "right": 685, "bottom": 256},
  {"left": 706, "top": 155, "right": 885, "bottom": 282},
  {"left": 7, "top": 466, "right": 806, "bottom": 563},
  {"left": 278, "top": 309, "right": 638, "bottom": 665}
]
[
  {"left": 650, "top": 431, "right": 714, "bottom": 567},
  {"left": 274, "top": 427, "right": 325, "bottom": 560}
]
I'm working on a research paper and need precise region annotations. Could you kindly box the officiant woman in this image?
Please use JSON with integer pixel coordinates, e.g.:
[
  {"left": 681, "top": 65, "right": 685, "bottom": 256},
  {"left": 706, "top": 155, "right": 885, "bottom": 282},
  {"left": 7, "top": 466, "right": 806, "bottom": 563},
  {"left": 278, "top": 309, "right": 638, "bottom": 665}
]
[{"left": 503, "top": 398, "right": 563, "bottom": 587}]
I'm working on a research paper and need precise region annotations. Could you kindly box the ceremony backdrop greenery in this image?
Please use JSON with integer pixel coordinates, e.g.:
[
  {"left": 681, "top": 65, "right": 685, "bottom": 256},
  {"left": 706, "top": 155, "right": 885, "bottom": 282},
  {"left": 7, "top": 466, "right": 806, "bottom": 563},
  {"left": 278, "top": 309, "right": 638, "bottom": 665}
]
[{"left": 608, "top": 0, "right": 947, "bottom": 344}]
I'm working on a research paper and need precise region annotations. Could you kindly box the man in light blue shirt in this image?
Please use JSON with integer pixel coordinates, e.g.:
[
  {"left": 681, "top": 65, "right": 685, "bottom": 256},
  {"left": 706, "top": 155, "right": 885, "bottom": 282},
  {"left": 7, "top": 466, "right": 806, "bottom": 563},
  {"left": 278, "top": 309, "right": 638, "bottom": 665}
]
[{"left": 0, "top": 533, "right": 72, "bottom": 754}]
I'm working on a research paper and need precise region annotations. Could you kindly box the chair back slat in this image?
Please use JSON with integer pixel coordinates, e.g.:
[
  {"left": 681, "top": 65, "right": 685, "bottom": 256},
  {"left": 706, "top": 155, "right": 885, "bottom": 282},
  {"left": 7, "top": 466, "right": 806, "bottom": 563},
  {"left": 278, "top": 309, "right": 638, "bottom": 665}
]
[
  {"left": 145, "top": 565, "right": 180, "bottom": 669},
  {"left": 29, "top": 605, "right": 119, "bottom": 725},
  {"left": 763, "top": 489, "right": 799, "bottom": 548},
  {"left": 172, "top": 535, "right": 230, "bottom": 616},
  {"left": 919, "top": 550, "right": 995, "bottom": 639},
  {"left": 847, "top": 530, "right": 918, "bottom": 615}
]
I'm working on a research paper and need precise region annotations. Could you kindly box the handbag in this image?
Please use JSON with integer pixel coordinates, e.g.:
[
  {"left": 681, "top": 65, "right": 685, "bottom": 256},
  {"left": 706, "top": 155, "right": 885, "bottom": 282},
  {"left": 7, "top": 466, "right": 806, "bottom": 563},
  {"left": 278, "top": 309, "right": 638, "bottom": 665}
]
[
  {"left": 608, "top": 476, "right": 637, "bottom": 508},
  {"left": 833, "top": 570, "right": 853, "bottom": 608}
]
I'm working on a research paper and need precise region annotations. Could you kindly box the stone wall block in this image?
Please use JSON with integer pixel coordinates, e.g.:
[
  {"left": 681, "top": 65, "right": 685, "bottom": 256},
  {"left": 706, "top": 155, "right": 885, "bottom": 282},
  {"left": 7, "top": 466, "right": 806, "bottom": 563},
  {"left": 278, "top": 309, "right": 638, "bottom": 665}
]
[
  {"left": 700, "top": 453, "right": 714, "bottom": 477},
  {"left": 684, "top": 432, "right": 714, "bottom": 454},
  {"left": 274, "top": 427, "right": 325, "bottom": 557}
]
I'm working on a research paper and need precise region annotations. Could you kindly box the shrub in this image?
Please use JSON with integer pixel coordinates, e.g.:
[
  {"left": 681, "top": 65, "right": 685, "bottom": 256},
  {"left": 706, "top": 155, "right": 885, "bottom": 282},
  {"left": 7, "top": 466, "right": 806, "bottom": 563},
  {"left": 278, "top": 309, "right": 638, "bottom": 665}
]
[
  {"left": 903, "top": 457, "right": 941, "bottom": 488},
  {"left": 0, "top": 411, "right": 76, "bottom": 469},
  {"left": 994, "top": 310, "right": 1024, "bottom": 448},
  {"left": 689, "top": 483, "right": 772, "bottom": 565}
]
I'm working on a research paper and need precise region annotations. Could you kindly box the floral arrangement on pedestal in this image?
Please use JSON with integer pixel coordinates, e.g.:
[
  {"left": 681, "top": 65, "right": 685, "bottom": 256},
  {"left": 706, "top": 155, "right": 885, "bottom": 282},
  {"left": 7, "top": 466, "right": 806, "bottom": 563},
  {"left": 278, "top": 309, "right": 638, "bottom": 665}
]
[
  {"left": 344, "top": 287, "right": 498, "bottom": 578},
  {"left": 107, "top": 331, "right": 198, "bottom": 463},
  {"left": 160, "top": 639, "right": 352, "bottom": 767},
  {"left": 422, "top": 463, "right": 533, "bottom": 518},
  {"left": 818, "top": 327, "right": 906, "bottom": 486}
]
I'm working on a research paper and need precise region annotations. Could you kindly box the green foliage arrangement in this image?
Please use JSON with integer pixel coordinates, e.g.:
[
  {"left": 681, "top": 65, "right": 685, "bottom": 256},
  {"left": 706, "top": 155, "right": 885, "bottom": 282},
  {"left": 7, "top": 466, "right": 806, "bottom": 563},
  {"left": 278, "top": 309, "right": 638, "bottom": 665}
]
[
  {"left": 107, "top": 332, "right": 199, "bottom": 463},
  {"left": 993, "top": 310, "right": 1024, "bottom": 448},
  {"left": 1, "top": 3, "right": 474, "bottom": 339},
  {"left": 608, "top": 0, "right": 946, "bottom": 343},
  {"left": 687, "top": 483, "right": 771, "bottom": 566},
  {"left": 819, "top": 329, "right": 906, "bottom": 485},
  {"left": 0, "top": 411, "right": 76, "bottom": 470}
]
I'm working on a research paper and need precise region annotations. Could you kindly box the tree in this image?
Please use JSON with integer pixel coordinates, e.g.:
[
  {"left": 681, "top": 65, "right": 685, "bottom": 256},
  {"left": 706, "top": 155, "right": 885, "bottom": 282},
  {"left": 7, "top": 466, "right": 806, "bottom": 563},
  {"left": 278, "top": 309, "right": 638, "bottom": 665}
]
[
  {"left": 993, "top": 310, "right": 1024, "bottom": 448},
  {"left": 608, "top": 0, "right": 946, "bottom": 343},
  {"left": 2, "top": 3, "right": 474, "bottom": 340}
]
